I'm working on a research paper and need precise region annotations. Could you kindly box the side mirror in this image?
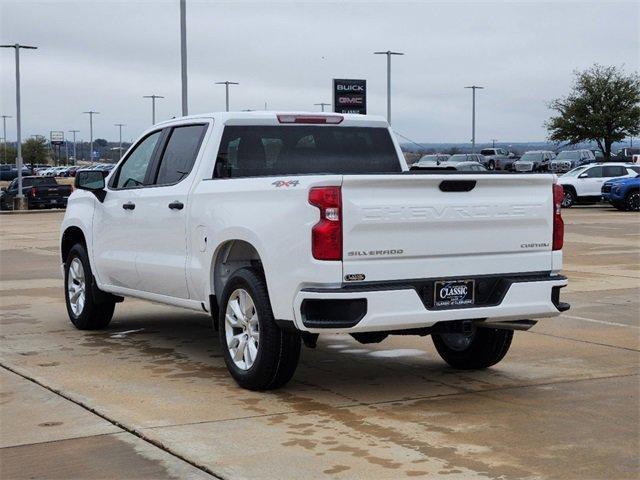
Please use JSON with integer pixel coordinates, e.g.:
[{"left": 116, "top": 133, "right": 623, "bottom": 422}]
[
  {"left": 578, "top": 173, "right": 588, "bottom": 179},
  {"left": 75, "top": 170, "right": 107, "bottom": 202}
]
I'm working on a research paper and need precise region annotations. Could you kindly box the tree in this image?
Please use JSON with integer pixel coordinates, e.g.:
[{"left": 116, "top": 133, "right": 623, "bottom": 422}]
[
  {"left": 0, "top": 144, "right": 17, "bottom": 163},
  {"left": 22, "top": 137, "right": 49, "bottom": 165},
  {"left": 94, "top": 138, "right": 108, "bottom": 147},
  {"left": 546, "top": 65, "right": 640, "bottom": 159}
]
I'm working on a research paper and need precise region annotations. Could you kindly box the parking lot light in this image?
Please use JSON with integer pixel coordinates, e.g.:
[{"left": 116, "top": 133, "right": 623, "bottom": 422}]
[
  {"left": 1, "top": 43, "right": 37, "bottom": 206},
  {"left": 83, "top": 111, "right": 99, "bottom": 164},
  {"left": 374, "top": 50, "right": 404, "bottom": 125},
  {"left": 215, "top": 82, "right": 239, "bottom": 112},
  {"left": 68, "top": 130, "right": 79, "bottom": 165},
  {"left": 114, "top": 123, "right": 125, "bottom": 160},
  {"left": 464, "top": 85, "right": 484, "bottom": 153},
  {"left": 143, "top": 95, "right": 164, "bottom": 125}
]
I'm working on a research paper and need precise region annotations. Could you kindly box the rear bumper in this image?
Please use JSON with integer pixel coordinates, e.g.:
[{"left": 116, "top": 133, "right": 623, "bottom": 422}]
[{"left": 292, "top": 274, "right": 568, "bottom": 333}]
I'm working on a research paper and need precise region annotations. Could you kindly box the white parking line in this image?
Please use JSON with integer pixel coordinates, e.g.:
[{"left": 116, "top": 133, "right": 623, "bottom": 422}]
[{"left": 561, "top": 314, "right": 639, "bottom": 329}]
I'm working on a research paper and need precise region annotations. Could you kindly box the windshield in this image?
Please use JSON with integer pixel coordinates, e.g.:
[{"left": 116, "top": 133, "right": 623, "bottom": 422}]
[
  {"left": 215, "top": 126, "right": 401, "bottom": 177},
  {"left": 418, "top": 155, "right": 442, "bottom": 163},
  {"left": 556, "top": 151, "right": 581, "bottom": 160},
  {"left": 561, "top": 166, "right": 588, "bottom": 177},
  {"left": 448, "top": 154, "right": 468, "bottom": 163},
  {"left": 480, "top": 149, "right": 494, "bottom": 155},
  {"left": 519, "top": 153, "right": 541, "bottom": 162}
]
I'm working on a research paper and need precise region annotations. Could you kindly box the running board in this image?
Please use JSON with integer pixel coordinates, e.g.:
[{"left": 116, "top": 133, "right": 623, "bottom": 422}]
[{"left": 474, "top": 319, "right": 537, "bottom": 331}]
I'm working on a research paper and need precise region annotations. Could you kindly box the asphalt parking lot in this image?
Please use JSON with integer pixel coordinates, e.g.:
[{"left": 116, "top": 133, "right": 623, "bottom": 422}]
[{"left": 0, "top": 206, "right": 638, "bottom": 480}]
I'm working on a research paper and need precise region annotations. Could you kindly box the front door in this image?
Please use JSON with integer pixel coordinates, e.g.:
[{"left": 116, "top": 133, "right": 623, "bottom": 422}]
[{"left": 93, "top": 129, "right": 164, "bottom": 290}]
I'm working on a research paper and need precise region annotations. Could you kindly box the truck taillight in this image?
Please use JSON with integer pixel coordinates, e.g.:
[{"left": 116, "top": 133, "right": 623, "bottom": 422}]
[
  {"left": 552, "top": 183, "right": 564, "bottom": 251},
  {"left": 30, "top": 187, "right": 37, "bottom": 198},
  {"left": 309, "top": 186, "right": 342, "bottom": 261}
]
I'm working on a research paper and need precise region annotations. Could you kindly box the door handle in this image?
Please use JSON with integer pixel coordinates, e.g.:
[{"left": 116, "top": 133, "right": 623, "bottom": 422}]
[
  {"left": 168, "top": 201, "right": 184, "bottom": 210},
  {"left": 122, "top": 202, "right": 135, "bottom": 210}
]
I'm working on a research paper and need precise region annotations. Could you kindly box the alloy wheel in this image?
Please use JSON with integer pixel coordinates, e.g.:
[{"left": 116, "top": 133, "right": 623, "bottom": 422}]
[
  {"left": 627, "top": 192, "right": 639, "bottom": 211},
  {"left": 67, "top": 257, "right": 86, "bottom": 316},
  {"left": 225, "top": 288, "right": 260, "bottom": 370}
]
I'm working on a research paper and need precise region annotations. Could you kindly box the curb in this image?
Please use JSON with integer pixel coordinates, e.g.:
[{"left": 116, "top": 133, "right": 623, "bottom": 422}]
[{"left": 0, "top": 208, "right": 66, "bottom": 215}]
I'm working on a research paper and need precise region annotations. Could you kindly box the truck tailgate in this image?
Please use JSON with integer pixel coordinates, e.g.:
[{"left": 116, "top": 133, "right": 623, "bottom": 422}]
[{"left": 341, "top": 174, "right": 555, "bottom": 282}]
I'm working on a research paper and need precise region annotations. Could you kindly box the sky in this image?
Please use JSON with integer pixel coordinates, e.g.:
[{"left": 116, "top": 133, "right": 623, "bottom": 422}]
[{"left": 1, "top": 0, "right": 638, "bottom": 145}]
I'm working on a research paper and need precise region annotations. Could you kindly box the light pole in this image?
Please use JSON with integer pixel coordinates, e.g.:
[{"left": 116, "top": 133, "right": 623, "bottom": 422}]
[
  {"left": 180, "top": 0, "right": 188, "bottom": 116},
  {"left": 114, "top": 123, "right": 125, "bottom": 160},
  {"left": 464, "top": 85, "right": 484, "bottom": 153},
  {"left": 1, "top": 43, "right": 37, "bottom": 207},
  {"left": 374, "top": 50, "right": 404, "bottom": 125},
  {"left": 314, "top": 102, "right": 330, "bottom": 112},
  {"left": 491, "top": 138, "right": 498, "bottom": 148},
  {"left": 215, "top": 81, "right": 239, "bottom": 112},
  {"left": 143, "top": 95, "right": 164, "bottom": 124},
  {"left": 1, "top": 115, "right": 11, "bottom": 163},
  {"left": 68, "top": 130, "right": 79, "bottom": 165},
  {"left": 83, "top": 111, "right": 99, "bottom": 163}
]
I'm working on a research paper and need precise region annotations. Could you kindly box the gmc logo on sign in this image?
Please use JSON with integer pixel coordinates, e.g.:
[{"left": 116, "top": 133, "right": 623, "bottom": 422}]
[{"left": 338, "top": 97, "right": 363, "bottom": 105}]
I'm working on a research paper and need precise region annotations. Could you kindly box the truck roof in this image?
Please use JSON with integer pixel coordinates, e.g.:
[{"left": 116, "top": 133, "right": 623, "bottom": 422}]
[{"left": 154, "top": 111, "right": 389, "bottom": 128}]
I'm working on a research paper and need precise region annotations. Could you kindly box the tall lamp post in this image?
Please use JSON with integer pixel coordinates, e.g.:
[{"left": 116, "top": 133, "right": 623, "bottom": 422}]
[
  {"left": 1, "top": 43, "right": 37, "bottom": 208},
  {"left": 114, "top": 123, "right": 125, "bottom": 160},
  {"left": 180, "top": 0, "right": 188, "bottom": 116},
  {"left": 143, "top": 95, "right": 164, "bottom": 124},
  {"left": 215, "top": 81, "right": 239, "bottom": 112},
  {"left": 373, "top": 50, "right": 404, "bottom": 125},
  {"left": 83, "top": 111, "right": 99, "bottom": 163},
  {"left": 1, "top": 115, "right": 12, "bottom": 162},
  {"left": 68, "top": 130, "right": 79, "bottom": 165},
  {"left": 464, "top": 85, "right": 484, "bottom": 153},
  {"left": 314, "top": 102, "right": 330, "bottom": 112}
]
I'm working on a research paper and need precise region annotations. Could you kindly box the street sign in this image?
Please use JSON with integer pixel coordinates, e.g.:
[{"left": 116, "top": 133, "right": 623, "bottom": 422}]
[
  {"left": 332, "top": 79, "right": 366, "bottom": 115},
  {"left": 50, "top": 131, "right": 64, "bottom": 145}
]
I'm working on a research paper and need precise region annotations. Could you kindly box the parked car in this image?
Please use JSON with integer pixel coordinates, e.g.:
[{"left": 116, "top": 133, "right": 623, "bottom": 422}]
[
  {"left": 604, "top": 175, "right": 639, "bottom": 211},
  {"left": 61, "top": 112, "right": 569, "bottom": 390},
  {"left": 415, "top": 154, "right": 450, "bottom": 166},
  {"left": 513, "top": 151, "right": 556, "bottom": 173},
  {"left": 601, "top": 166, "right": 640, "bottom": 201},
  {"left": 0, "top": 175, "right": 73, "bottom": 210},
  {"left": 447, "top": 153, "right": 487, "bottom": 165},
  {"left": 558, "top": 163, "right": 637, "bottom": 207},
  {"left": 480, "top": 148, "right": 511, "bottom": 170},
  {"left": 412, "top": 160, "right": 486, "bottom": 172},
  {"left": 615, "top": 147, "right": 640, "bottom": 162},
  {"left": 0, "top": 164, "right": 31, "bottom": 181},
  {"left": 550, "top": 150, "right": 596, "bottom": 173}
]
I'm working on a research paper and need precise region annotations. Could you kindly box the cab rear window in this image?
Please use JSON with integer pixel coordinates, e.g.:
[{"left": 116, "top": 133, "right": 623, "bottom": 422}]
[{"left": 214, "top": 126, "right": 401, "bottom": 178}]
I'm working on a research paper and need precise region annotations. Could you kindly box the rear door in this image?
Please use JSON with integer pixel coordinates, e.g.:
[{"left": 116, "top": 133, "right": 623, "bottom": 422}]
[
  {"left": 341, "top": 174, "right": 555, "bottom": 282},
  {"left": 133, "top": 122, "right": 209, "bottom": 299},
  {"left": 578, "top": 166, "right": 604, "bottom": 196}
]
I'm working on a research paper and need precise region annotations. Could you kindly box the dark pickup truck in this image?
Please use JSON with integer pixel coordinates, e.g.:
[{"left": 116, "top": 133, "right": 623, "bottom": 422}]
[{"left": 0, "top": 176, "right": 72, "bottom": 210}]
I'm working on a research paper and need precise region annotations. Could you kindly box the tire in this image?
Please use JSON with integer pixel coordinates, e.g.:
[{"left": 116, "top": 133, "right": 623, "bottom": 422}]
[
  {"left": 64, "top": 243, "right": 115, "bottom": 330},
  {"left": 218, "top": 267, "right": 301, "bottom": 390},
  {"left": 625, "top": 190, "right": 639, "bottom": 212},
  {"left": 432, "top": 326, "right": 513, "bottom": 370},
  {"left": 561, "top": 189, "right": 575, "bottom": 208},
  {"left": 488, "top": 160, "right": 495, "bottom": 171}
]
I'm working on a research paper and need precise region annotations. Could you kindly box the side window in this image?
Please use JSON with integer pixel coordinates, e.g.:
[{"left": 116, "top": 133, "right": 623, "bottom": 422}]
[
  {"left": 154, "top": 125, "right": 207, "bottom": 185},
  {"left": 582, "top": 166, "right": 603, "bottom": 178},
  {"left": 114, "top": 131, "right": 162, "bottom": 189},
  {"left": 603, "top": 166, "right": 625, "bottom": 177}
]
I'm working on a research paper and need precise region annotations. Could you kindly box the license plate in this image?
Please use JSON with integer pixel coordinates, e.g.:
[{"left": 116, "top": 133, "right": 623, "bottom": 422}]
[
  {"left": 51, "top": 199, "right": 57, "bottom": 204},
  {"left": 434, "top": 279, "right": 475, "bottom": 308}
]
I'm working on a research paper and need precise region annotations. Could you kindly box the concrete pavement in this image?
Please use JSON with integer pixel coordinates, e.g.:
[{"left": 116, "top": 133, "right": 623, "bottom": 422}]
[{"left": 0, "top": 206, "right": 638, "bottom": 479}]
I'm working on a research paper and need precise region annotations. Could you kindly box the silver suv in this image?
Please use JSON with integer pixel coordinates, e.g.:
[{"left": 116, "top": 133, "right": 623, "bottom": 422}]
[{"left": 514, "top": 151, "right": 556, "bottom": 172}]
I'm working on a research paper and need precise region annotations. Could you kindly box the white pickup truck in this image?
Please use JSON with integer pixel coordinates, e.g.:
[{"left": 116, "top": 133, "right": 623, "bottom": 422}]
[{"left": 61, "top": 112, "right": 569, "bottom": 390}]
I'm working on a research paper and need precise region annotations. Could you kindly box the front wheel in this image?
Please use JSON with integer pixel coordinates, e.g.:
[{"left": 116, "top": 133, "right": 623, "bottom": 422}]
[
  {"left": 625, "top": 191, "right": 639, "bottom": 212},
  {"left": 432, "top": 326, "right": 513, "bottom": 370},
  {"left": 561, "top": 190, "right": 575, "bottom": 208},
  {"left": 64, "top": 243, "right": 115, "bottom": 330},
  {"left": 487, "top": 160, "right": 495, "bottom": 170},
  {"left": 219, "top": 267, "right": 301, "bottom": 390}
]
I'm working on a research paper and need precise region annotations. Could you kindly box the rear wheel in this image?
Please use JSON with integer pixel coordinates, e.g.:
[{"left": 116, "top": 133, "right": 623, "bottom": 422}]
[
  {"left": 625, "top": 190, "right": 639, "bottom": 211},
  {"left": 487, "top": 160, "right": 495, "bottom": 170},
  {"left": 219, "top": 267, "right": 301, "bottom": 390},
  {"left": 64, "top": 243, "right": 115, "bottom": 330},
  {"left": 432, "top": 325, "right": 513, "bottom": 370}
]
